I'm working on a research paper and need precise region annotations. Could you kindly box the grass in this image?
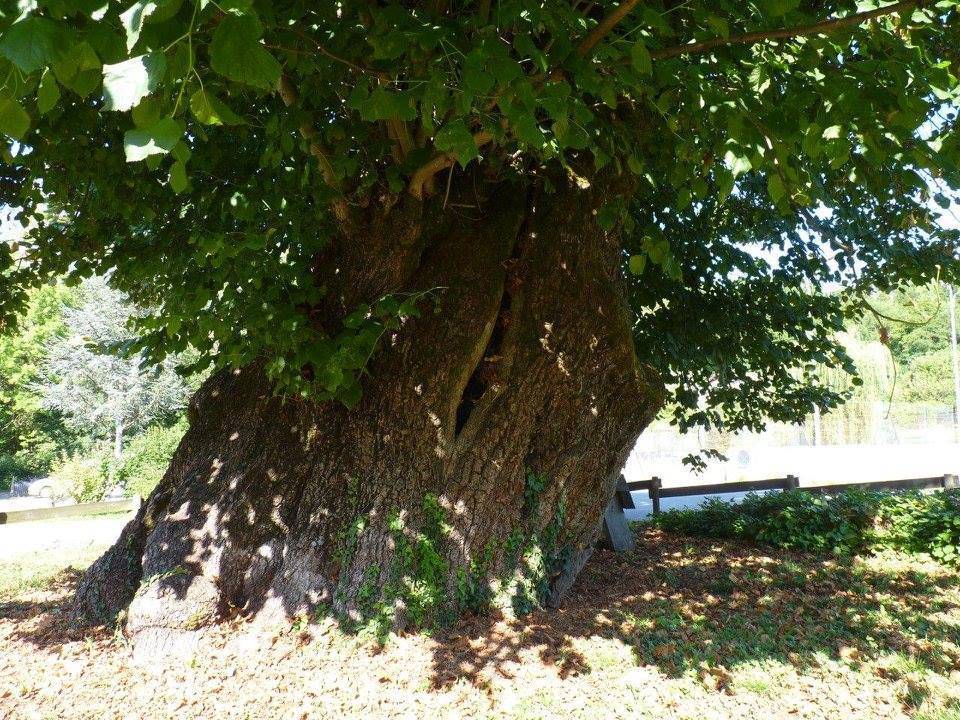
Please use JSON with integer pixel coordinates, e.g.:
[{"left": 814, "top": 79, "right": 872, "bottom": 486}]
[
  {"left": 2, "top": 524, "right": 960, "bottom": 719},
  {"left": 0, "top": 542, "right": 105, "bottom": 600}
]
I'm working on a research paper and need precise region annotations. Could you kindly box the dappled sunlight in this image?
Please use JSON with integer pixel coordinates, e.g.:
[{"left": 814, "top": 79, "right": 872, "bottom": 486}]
[{"left": 5, "top": 526, "right": 960, "bottom": 718}]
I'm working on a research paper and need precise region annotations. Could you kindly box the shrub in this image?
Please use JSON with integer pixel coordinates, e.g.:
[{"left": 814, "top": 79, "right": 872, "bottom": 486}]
[
  {"left": 117, "top": 420, "right": 187, "bottom": 500},
  {"left": 49, "top": 449, "right": 111, "bottom": 503},
  {"left": 877, "top": 490, "right": 960, "bottom": 565},
  {"left": 652, "top": 488, "right": 960, "bottom": 565},
  {"left": 0, "top": 454, "right": 32, "bottom": 492}
]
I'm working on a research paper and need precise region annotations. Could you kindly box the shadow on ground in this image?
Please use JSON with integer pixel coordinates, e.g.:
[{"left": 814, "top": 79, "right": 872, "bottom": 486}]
[
  {"left": 427, "top": 527, "right": 960, "bottom": 690},
  {"left": 6, "top": 527, "right": 960, "bottom": 706}
]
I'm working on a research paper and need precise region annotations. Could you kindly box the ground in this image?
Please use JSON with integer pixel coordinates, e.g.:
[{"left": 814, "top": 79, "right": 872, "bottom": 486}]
[{"left": 2, "top": 522, "right": 960, "bottom": 720}]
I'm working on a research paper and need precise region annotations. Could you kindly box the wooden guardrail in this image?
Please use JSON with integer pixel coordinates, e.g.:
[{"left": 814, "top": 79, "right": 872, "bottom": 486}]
[
  {"left": 602, "top": 472, "right": 959, "bottom": 552},
  {"left": 0, "top": 496, "right": 140, "bottom": 525}
]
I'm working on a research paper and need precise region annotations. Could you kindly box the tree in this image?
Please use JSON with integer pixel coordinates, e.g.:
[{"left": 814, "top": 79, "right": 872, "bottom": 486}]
[
  {"left": 852, "top": 283, "right": 956, "bottom": 402},
  {"left": 0, "top": 1, "right": 957, "bottom": 654},
  {"left": 0, "top": 282, "right": 82, "bottom": 476},
  {"left": 37, "top": 276, "right": 191, "bottom": 468}
]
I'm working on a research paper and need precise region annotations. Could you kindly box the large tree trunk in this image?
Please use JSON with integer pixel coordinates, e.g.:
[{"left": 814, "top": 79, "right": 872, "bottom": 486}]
[{"left": 70, "top": 175, "right": 664, "bottom": 656}]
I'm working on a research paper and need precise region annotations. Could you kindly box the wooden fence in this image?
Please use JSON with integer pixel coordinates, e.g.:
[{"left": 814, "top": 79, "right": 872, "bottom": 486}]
[
  {"left": 0, "top": 496, "right": 140, "bottom": 525},
  {"left": 602, "top": 472, "right": 960, "bottom": 552}
]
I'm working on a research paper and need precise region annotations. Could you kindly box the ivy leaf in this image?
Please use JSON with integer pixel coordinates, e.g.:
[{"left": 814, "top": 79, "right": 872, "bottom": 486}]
[
  {"left": 434, "top": 120, "right": 479, "bottom": 166},
  {"left": 123, "top": 117, "right": 182, "bottom": 162},
  {"left": 189, "top": 89, "right": 244, "bottom": 125},
  {"left": 210, "top": 13, "right": 281, "bottom": 90},
  {"left": 0, "top": 17, "right": 69, "bottom": 74},
  {"left": 0, "top": 94, "right": 30, "bottom": 140},
  {"left": 37, "top": 70, "right": 60, "bottom": 115},
  {"left": 628, "top": 254, "right": 647, "bottom": 275},
  {"left": 631, "top": 41, "right": 652, "bottom": 75},
  {"left": 102, "top": 53, "right": 166, "bottom": 112}
]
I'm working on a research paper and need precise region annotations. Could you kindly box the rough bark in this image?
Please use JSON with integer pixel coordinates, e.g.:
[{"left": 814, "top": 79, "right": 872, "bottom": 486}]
[{"left": 71, "top": 175, "right": 664, "bottom": 657}]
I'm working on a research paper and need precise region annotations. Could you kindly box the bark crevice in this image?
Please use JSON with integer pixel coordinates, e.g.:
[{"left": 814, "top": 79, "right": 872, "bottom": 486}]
[{"left": 453, "top": 186, "right": 535, "bottom": 437}]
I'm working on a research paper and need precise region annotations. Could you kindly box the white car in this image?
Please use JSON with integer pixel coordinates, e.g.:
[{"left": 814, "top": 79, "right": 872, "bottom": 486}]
[{"left": 25, "top": 477, "right": 55, "bottom": 498}]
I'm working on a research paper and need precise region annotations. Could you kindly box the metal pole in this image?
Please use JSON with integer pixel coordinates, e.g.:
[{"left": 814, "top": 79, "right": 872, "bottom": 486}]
[{"left": 949, "top": 284, "right": 960, "bottom": 441}]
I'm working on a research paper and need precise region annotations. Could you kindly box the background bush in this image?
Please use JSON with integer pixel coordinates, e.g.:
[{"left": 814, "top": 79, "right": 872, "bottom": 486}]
[
  {"left": 0, "top": 454, "right": 32, "bottom": 492},
  {"left": 652, "top": 488, "right": 960, "bottom": 565},
  {"left": 49, "top": 448, "right": 111, "bottom": 503},
  {"left": 116, "top": 420, "right": 187, "bottom": 500}
]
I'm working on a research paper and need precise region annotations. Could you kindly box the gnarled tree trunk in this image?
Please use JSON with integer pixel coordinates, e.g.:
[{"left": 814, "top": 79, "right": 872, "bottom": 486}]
[{"left": 71, "top": 175, "right": 664, "bottom": 656}]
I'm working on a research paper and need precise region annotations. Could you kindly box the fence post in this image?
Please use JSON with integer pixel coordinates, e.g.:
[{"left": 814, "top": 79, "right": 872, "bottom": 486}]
[
  {"left": 600, "top": 476, "right": 635, "bottom": 552},
  {"left": 943, "top": 474, "right": 959, "bottom": 490},
  {"left": 650, "top": 476, "right": 662, "bottom": 515},
  {"left": 786, "top": 474, "right": 799, "bottom": 491}
]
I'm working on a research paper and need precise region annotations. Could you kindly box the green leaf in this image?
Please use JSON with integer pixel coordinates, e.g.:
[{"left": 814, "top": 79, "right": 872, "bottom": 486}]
[
  {"left": 120, "top": 1, "right": 172, "bottom": 52},
  {"left": 102, "top": 53, "right": 166, "bottom": 112},
  {"left": 210, "top": 13, "right": 281, "bottom": 90},
  {"left": 189, "top": 89, "right": 244, "bottom": 125},
  {"left": 168, "top": 159, "right": 188, "bottom": 192},
  {"left": 434, "top": 120, "right": 479, "bottom": 166},
  {"left": 724, "top": 149, "right": 752, "bottom": 178},
  {"left": 123, "top": 117, "right": 182, "bottom": 161},
  {"left": 357, "top": 87, "right": 417, "bottom": 122},
  {"left": 52, "top": 41, "right": 102, "bottom": 98},
  {"left": 767, "top": 174, "right": 787, "bottom": 205},
  {"left": 822, "top": 125, "right": 842, "bottom": 140},
  {"left": 628, "top": 254, "right": 647, "bottom": 275},
  {"left": 631, "top": 41, "right": 652, "bottom": 75},
  {"left": 36, "top": 70, "right": 60, "bottom": 115},
  {"left": 0, "top": 17, "right": 69, "bottom": 74},
  {"left": 0, "top": 95, "right": 30, "bottom": 140},
  {"left": 763, "top": 0, "right": 800, "bottom": 16}
]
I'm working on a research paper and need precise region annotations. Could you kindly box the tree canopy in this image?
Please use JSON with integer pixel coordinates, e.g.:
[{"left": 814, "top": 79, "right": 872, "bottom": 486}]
[{"left": 1, "top": 0, "right": 959, "bottom": 434}]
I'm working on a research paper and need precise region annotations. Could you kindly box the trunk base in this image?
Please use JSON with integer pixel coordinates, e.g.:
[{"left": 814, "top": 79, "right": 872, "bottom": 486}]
[{"left": 71, "top": 178, "right": 663, "bottom": 655}]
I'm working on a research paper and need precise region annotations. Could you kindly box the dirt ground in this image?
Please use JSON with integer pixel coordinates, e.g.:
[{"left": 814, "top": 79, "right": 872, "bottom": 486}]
[{"left": 2, "top": 527, "right": 960, "bottom": 720}]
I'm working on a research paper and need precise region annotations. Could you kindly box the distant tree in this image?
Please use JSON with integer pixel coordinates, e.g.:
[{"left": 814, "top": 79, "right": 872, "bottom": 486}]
[
  {"left": 853, "top": 284, "right": 955, "bottom": 402},
  {"left": 0, "top": 282, "right": 81, "bottom": 475},
  {"left": 38, "top": 277, "right": 191, "bottom": 467}
]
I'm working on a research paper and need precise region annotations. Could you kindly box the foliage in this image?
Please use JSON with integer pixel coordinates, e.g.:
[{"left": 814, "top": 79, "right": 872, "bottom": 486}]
[
  {"left": 0, "top": 1, "right": 956, "bottom": 427},
  {"left": 49, "top": 447, "right": 112, "bottom": 503},
  {"left": 0, "top": 282, "right": 83, "bottom": 476},
  {"left": 653, "top": 488, "right": 960, "bottom": 564},
  {"left": 849, "top": 283, "right": 957, "bottom": 403},
  {"left": 37, "top": 276, "right": 193, "bottom": 453},
  {"left": 0, "top": 453, "right": 29, "bottom": 491},
  {"left": 877, "top": 490, "right": 960, "bottom": 565},
  {"left": 115, "top": 419, "right": 186, "bottom": 499}
]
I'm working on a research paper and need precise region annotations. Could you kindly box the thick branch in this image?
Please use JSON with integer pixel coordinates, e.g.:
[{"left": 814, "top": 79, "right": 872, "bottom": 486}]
[
  {"left": 408, "top": 131, "right": 493, "bottom": 200},
  {"left": 651, "top": 0, "right": 921, "bottom": 61},
  {"left": 277, "top": 75, "right": 350, "bottom": 223},
  {"left": 576, "top": 0, "right": 642, "bottom": 57}
]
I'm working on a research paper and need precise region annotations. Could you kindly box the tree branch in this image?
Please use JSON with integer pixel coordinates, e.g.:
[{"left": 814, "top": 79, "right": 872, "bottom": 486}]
[
  {"left": 277, "top": 75, "right": 350, "bottom": 223},
  {"left": 408, "top": 131, "right": 494, "bottom": 200},
  {"left": 576, "top": 0, "right": 642, "bottom": 57},
  {"left": 650, "top": 0, "right": 921, "bottom": 61}
]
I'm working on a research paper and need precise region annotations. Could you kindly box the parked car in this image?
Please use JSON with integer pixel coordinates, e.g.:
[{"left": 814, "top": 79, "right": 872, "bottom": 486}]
[{"left": 25, "top": 477, "right": 54, "bottom": 498}]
